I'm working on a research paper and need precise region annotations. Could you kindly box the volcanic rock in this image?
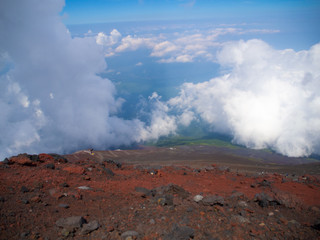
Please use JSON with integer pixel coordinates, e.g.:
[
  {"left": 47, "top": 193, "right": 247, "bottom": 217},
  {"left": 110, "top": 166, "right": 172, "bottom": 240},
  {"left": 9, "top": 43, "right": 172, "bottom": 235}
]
[
  {"left": 201, "top": 195, "right": 225, "bottom": 206},
  {"left": 55, "top": 216, "right": 86, "bottom": 229},
  {"left": 254, "top": 192, "right": 280, "bottom": 207},
  {"left": 121, "top": 230, "right": 139, "bottom": 239},
  {"left": 80, "top": 220, "right": 100, "bottom": 235},
  {"left": 164, "top": 225, "right": 195, "bottom": 240}
]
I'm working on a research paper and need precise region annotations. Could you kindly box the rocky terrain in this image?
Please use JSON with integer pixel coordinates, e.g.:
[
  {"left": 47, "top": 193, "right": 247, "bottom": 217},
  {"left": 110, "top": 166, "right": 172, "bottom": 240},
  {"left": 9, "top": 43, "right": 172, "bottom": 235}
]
[{"left": 1, "top": 147, "right": 320, "bottom": 239}]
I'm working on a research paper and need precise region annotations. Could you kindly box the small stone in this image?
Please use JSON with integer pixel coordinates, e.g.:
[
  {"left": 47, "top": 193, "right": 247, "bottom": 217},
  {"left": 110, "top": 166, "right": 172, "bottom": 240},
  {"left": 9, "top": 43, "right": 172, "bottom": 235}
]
[
  {"left": 78, "top": 186, "right": 92, "bottom": 190},
  {"left": 20, "top": 231, "right": 30, "bottom": 237},
  {"left": 231, "top": 215, "right": 250, "bottom": 224},
  {"left": 193, "top": 194, "right": 204, "bottom": 202},
  {"left": 149, "top": 219, "right": 155, "bottom": 225},
  {"left": 238, "top": 201, "right": 248, "bottom": 208},
  {"left": 258, "top": 179, "right": 272, "bottom": 187},
  {"left": 56, "top": 216, "right": 86, "bottom": 229},
  {"left": 164, "top": 226, "right": 194, "bottom": 240},
  {"left": 121, "top": 230, "right": 139, "bottom": 239},
  {"left": 157, "top": 195, "right": 173, "bottom": 206},
  {"left": 259, "top": 223, "right": 265, "bottom": 227},
  {"left": 60, "top": 182, "right": 69, "bottom": 188},
  {"left": 80, "top": 220, "right": 100, "bottom": 235},
  {"left": 58, "top": 203, "right": 69, "bottom": 209},
  {"left": 30, "top": 196, "right": 41, "bottom": 203},
  {"left": 268, "top": 212, "right": 274, "bottom": 216},
  {"left": 21, "top": 186, "right": 30, "bottom": 193},
  {"left": 202, "top": 195, "right": 224, "bottom": 206}
]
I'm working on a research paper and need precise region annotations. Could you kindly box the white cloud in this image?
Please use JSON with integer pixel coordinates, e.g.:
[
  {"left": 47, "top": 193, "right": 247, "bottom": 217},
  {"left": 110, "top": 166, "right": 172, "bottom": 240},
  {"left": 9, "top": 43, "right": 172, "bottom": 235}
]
[
  {"left": 0, "top": 0, "right": 172, "bottom": 159},
  {"left": 140, "top": 92, "right": 177, "bottom": 141},
  {"left": 95, "top": 25, "right": 279, "bottom": 63},
  {"left": 115, "top": 35, "right": 156, "bottom": 52},
  {"left": 168, "top": 39, "right": 320, "bottom": 157}
]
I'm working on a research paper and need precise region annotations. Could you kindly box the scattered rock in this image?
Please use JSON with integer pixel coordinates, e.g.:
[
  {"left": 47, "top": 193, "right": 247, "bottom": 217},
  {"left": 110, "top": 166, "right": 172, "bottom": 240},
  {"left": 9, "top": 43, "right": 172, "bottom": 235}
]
[
  {"left": 55, "top": 216, "right": 86, "bottom": 229},
  {"left": 80, "top": 220, "right": 100, "bottom": 235},
  {"left": 20, "top": 231, "right": 30, "bottom": 237},
  {"left": 58, "top": 203, "right": 69, "bottom": 209},
  {"left": 84, "top": 176, "right": 91, "bottom": 181},
  {"left": 238, "top": 201, "right": 248, "bottom": 208},
  {"left": 30, "top": 196, "right": 41, "bottom": 203},
  {"left": 21, "top": 199, "right": 29, "bottom": 204},
  {"left": 152, "top": 184, "right": 190, "bottom": 199},
  {"left": 254, "top": 192, "right": 279, "bottom": 208},
  {"left": 258, "top": 179, "right": 272, "bottom": 187},
  {"left": 149, "top": 219, "right": 155, "bottom": 225},
  {"left": 202, "top": 195, "right": 225, "bottom": 206},
  {"left": 121, "top": 230, "right": 139, "bottom": 239},
  {"left": 156, "top": 195, "right": 174, "bottom": 206},
  {"left": 193, "top": 194, "right": 204, "bottom": 202},
  {"left": 78, "top": 186, "right": 92, "bottom": 190},
  {"left": 60, "top": 182, "right": 69, "bottom": 188},
  {"left": 164, "top": 225, "right": 195, "bottom": 240},
  {"left": 231, "top": 215, "right": 250, "bottom": 224}
]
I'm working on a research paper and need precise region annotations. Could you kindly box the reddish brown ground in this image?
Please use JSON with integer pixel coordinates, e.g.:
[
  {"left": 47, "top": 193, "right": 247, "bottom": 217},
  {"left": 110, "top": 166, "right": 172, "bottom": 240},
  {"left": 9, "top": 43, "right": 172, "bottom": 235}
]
[{"left": 1, "top": 148, "right": 320, "bottom": 239}]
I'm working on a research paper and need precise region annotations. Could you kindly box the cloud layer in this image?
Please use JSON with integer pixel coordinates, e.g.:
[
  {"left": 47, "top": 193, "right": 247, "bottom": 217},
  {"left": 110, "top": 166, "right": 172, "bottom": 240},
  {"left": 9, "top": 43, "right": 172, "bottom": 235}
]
[
  {"left": 95, "top": 27, "right": 279, "bottom": 63},
  {"left": 168, "top": 39, "right": 320, "bottom": 157}
]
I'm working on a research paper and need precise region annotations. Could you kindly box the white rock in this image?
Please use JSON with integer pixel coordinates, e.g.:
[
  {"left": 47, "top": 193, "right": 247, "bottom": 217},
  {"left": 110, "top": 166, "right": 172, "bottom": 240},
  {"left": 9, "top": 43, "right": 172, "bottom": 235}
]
[{"left": 193, "top": 195, "right": 204, "bottom": 202}]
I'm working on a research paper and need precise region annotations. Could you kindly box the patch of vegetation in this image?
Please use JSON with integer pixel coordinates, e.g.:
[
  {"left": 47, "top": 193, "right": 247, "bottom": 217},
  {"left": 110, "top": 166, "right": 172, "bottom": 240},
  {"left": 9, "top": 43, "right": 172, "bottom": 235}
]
[{"left": 146, "top": 135, "right": 242, "bottom": 149}]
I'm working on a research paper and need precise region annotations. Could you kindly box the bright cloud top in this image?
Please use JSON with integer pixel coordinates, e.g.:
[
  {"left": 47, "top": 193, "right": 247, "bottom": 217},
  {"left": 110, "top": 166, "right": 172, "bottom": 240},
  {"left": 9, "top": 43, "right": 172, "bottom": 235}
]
[{"left": 169, "top": 39, "right": 320, "bottom": 157}]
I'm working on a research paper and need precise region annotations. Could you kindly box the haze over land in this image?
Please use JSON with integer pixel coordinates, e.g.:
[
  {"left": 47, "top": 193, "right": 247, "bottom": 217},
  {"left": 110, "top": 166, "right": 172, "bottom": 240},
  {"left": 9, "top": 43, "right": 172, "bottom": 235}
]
[{"left": 0, "top": 0, "right": 319, "bottom": 159}]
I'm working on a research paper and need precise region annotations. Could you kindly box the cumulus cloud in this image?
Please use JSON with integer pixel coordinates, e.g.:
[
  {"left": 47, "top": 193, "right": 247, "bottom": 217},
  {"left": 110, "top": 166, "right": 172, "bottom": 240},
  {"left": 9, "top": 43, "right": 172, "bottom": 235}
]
[
  {"left": 0, "top": 0, "right": 172, "bottom": 159},
  {"left": 168, "top": 39, "right": 320, "bottom": 157},
  {"left": 115, "top": 35, "right": 156, "bottom": 52},
  {"left": 95, "top": 26, "right": 279, "bottom": 62},
  {"left": 139, "top": 93, "right": 178, "bottom": 141}
]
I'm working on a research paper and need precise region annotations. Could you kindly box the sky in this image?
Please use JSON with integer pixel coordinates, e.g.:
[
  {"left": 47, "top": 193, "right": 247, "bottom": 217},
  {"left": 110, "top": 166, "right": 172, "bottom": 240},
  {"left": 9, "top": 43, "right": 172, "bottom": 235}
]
[
  {"left": 62, "top": 0, "right": 319, "bottom": 24},
  {"left": 0, "top": 0, "right": 319, "bottom": 159}
]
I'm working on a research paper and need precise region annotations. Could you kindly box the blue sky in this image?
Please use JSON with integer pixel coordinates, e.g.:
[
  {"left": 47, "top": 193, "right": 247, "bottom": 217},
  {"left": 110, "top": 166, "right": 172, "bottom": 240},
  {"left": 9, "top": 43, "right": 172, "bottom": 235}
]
[{"left": 62, "top": 0, "right": 320, "bottom": 25}]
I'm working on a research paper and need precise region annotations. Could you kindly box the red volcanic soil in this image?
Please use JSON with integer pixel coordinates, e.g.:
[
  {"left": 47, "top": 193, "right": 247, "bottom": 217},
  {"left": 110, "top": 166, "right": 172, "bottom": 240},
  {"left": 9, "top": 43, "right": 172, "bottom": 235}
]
[{"left": 1, "top": 148, "right": 320, "bottom": 240}]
